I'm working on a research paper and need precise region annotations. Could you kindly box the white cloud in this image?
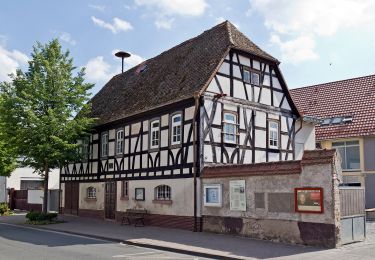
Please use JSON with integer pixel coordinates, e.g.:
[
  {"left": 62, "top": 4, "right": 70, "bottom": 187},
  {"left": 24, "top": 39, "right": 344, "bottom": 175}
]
[
  {"left": 135, "top": 0, "right": 207, "bottom": 29},
  {"left": 0, "top": 42, "right": 29, "bottom": 82},
  {"left": 155, "top": 17, "right": 175, "bottom": 29},
  {"left": 91, "top": 16, "right": 133, "bottom": 34},
  {"left": 249, "top": 0, "right": 375, "bottom": 64},
  {"left": 135, "top": 0, "right": 207, "bottom": 16},
  {"left": 270, "top": 34, "right": 318, "bottom": 64},
  {"left": 58, "top": 32, "right": 76, "bottom": 45},
  {"left": 89, "top": 4, "right": 106, "bottom": 12},
  {"left": 84, "top": 52, "right": 145, "bottom": 84}
]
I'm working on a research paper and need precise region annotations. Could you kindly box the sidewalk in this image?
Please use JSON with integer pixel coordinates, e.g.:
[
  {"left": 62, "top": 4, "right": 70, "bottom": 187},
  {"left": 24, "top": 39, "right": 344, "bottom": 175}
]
[{"left": 1, "top": 213, "right": 374, "bottom": 260}]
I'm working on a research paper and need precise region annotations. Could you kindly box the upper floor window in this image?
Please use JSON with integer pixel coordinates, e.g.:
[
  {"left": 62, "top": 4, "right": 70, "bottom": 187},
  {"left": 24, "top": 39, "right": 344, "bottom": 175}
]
[
  {"left": 87, "top": 187, "right": 96, "bottom": 199},
  {"left": 251, "top": 72, "right": 260, "bottom": 85},
  {"left": 155, "top": 185, "right": 171, "bottom": 200},
  {"left": 332, "top": 141, "right": 360, "bottom": 171},
  {"left": 80, "top": 136, "right": 90, "bottom": 159},
  {"left": 150, "top": 119, "right": 160, "bottom": 149},
  {"left": 223, "top": 112, "right": 237, "bottom": 144},
  {"left": 268, "top": 121, "right": 279, "bottom": 149},
  {"left": 243, "top": 68, "right": 251, "bottom": 83},
  {"left": 116, "top": 129, "right": 124, "bottom": 155},
  {"left": 171, "top": 114, "right": 182, "bottom": 145},
  {"left": 101, "top": 132, "right": 109, "bottom": 157}
]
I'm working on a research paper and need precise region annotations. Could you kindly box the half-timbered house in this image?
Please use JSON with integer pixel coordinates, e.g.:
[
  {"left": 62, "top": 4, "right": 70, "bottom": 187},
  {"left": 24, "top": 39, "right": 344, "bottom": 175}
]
[{"left": 60, "top": 21, "right": 315, "bottom": 230}]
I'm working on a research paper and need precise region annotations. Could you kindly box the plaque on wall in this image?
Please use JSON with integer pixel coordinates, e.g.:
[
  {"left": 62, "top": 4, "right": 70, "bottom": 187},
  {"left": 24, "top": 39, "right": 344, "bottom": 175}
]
[
  {"left": 295, "top": 187, "right": 323, "bottom": 213},
  {"left": 135, "top": 188, "right": 145, "bottom": 201},
  {"left": 230, "top": 180, "right": 246, "bottom": 211}
]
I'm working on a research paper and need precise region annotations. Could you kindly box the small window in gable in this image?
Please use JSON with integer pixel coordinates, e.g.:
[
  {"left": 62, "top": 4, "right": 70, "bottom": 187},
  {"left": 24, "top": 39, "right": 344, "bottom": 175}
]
[
  {"left": 116, "top": 129, "right": 124, "bottom": 155},
  {"left": 223, "top": 112, "right": 238, "bottom": 144},
  {"left": 150, "top": 119, "right": 160, "bottom": 149},
  {"left": 268, "top": 121, "right": 279, "bottom": 149},
  {"left": 171, "top": 113, "right": 182, "bottom": 145},
  {"left": 155, "top": 185, "right": 171, "bottom": 200},
  {"left": 243, "top": 68, "right": 251, "bottom": 83},
  {"left": 87, "top": 187, "right": 96, "bottom": 199},
  {"left": 251, "top": 72, "right": 260, "bottom": 86}
]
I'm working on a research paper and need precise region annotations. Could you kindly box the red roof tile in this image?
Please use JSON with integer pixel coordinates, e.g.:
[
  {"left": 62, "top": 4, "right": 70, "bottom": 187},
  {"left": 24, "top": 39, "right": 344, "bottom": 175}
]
[{"left": 290, "top": 75, "right": 375, "bottom": 140}]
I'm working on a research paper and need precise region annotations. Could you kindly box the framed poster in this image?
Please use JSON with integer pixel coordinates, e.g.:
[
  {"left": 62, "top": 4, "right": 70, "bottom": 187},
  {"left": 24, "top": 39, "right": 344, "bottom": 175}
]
[
  {"left": 295, "top": 187, "right": 323, "bottom": 213},
  {"left": 135, "top": 188, "right": 145, "bottom": 201},
  {"left": 230, "top": 180, "right": 246, "bottom": 211},
  {"left": 203, "top": 184, "right": 222, "bottom": 207}
]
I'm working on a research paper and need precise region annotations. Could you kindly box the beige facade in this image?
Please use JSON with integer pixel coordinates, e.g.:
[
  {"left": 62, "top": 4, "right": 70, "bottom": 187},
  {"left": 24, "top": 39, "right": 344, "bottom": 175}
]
[{"left": 79, "top": 182, "right": 105, "bottom": 211}]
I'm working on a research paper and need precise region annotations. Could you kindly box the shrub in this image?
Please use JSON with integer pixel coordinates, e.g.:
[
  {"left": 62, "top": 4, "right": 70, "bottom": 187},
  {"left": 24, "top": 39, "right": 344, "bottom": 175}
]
[
  {"left": 0, "top": 202, "right": 10, "bottom": 215},
  {"left": 26, "top": 211, "right": 58, "bottom": 222}
]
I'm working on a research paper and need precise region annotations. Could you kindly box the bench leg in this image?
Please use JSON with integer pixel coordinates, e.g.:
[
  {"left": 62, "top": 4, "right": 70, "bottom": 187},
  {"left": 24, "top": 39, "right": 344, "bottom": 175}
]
[
  {"left": 121, "top": 217, "right": 131, "bottom": 226},
  {"left": 134, "top": 218, "right": 144, "bottom": 227}
]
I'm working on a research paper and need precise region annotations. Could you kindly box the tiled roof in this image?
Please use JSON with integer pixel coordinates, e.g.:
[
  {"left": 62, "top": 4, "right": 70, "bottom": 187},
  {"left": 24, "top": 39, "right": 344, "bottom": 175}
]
[
  {"left": 290, "top": 75, "right": 375, "bottom": 140},
  {"left": 90, "top": 21, "right": 278, "bottom": 126},
  {"left": 202, "top": 149, "right": 336, "bottom": 178}
]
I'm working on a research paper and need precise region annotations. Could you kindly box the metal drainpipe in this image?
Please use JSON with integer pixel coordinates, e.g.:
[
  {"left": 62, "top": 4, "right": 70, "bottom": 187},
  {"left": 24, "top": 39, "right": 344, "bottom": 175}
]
[{"left": 193, "top": 91, "right": 200, "bottom": 232}]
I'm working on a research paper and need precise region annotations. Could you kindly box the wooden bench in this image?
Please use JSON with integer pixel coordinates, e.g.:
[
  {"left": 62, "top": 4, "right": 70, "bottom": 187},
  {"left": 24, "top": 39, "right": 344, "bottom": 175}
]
[{"left": 121, "top": 209, "right": 148, "bottom": 227}]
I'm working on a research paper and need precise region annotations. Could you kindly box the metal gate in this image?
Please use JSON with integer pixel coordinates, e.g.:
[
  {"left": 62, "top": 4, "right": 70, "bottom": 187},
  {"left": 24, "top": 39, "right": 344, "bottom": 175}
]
[
  {"left": 105, "top": 181, "right": 116, "bottom": 219},
  {"left": 64, "top": 182, "right": 79, "bottom": 215},
  {"left": 340, "top": 187, "right": 366, "bottom": 244}
]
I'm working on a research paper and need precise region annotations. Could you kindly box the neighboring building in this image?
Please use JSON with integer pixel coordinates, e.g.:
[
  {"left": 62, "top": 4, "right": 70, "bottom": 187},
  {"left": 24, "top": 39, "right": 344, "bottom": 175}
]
[
  {"left": 0, "top": 176, "right": 6, "bottom": 203},
  {"left": 60, "top": 21, "right": 315, "bottom": 229},
  {"left": 7, "top": 167, "right": 59, "bottom": 190},
  {"left": 290, "top": 75, "right": 375, "bottom": 208}
]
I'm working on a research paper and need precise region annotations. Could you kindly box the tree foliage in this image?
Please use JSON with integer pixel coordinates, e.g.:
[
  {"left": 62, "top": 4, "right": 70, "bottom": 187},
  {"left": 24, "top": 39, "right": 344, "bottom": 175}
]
[{"left": 0, "top": 39, "right": 95, "bottom": 211}]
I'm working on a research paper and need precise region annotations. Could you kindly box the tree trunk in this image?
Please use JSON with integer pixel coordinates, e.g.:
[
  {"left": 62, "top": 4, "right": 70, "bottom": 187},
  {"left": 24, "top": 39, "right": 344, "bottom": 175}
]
[{"left": 43, "top": 162, "right": 49, "bottom": 214}]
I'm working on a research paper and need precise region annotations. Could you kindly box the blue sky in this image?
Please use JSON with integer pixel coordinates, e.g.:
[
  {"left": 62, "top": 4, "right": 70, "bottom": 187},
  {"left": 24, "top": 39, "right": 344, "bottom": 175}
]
[{"left": 1, "top": 0, "right": 375, "bottom": 95}]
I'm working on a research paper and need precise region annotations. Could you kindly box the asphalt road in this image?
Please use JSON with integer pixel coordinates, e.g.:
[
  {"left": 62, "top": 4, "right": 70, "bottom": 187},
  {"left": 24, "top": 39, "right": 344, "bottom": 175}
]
[{"left": 0, "top": 223, "right": 211, "bottom": 260}]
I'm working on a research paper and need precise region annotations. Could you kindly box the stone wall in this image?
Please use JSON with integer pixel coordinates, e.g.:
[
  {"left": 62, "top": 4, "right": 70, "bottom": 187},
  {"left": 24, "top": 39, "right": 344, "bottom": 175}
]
[{"left": 201, "top": 150, "right": 342, "bottom": 248}]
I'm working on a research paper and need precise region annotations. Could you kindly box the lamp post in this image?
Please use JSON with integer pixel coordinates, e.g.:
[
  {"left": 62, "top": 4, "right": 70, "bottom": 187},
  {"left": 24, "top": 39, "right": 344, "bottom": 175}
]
[{"left": 115, "top": 51, "right": 131, "bottom": 73}]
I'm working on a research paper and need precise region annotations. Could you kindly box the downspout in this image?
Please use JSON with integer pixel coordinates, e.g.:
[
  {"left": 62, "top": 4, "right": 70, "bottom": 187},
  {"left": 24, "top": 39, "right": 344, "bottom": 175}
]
[{"left": 193, "top": 91, "right": 200, "bottom": 232}]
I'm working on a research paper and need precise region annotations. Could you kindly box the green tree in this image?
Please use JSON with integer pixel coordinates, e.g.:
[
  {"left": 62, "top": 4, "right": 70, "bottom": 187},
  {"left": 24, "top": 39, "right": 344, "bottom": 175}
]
[
  {"left": 0, "top": 39, "right": 95, "bottom": 213},
  {"left": 0, "top": 95, "right": 16, "bottom": 176}
]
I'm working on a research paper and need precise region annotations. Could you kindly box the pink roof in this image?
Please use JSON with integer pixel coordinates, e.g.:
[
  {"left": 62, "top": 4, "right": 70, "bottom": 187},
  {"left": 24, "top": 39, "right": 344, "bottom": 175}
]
[{"left": 290, "top": 75, "right": 375, "bottom": 140}]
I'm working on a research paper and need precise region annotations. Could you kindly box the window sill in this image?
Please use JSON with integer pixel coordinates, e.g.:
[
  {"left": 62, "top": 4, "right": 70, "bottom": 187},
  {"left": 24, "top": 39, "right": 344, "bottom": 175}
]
[
  {"left": 152, "top": 199, "right": 172, "bottom": 205},
  {"left": 120, "top": 196, "right": 129, "bottom": 201},
  {"left": 85, "top": 198, "right": 97, "bottom": 201},
  {"left": 170, "top": 143, "right": 182, "bottom": 149}
]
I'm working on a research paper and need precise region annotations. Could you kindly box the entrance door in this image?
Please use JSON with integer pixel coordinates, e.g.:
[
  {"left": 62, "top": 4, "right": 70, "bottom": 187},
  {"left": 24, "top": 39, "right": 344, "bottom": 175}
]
[
  {"left": 64, "top": 182, "right": 79, "bottom": 215},
  {"left": 105, "top": 181, "right": 116, "bottom": 219}
]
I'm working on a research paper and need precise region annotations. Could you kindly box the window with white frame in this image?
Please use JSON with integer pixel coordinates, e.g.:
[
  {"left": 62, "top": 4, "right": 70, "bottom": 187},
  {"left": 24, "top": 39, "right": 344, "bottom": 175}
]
[
  {"left": 116, "top": 129, "right": 124, "bottom": 154},
  {"left": 155, "top": 185, "right": 171, "bottom": 200},
  {"left": 243, "top": 68, "right": 251, "bottom": 83},
  {"left": 150, "top": 120, "right": 160, "bottom": 149},
  {"left": 87, "top": 187, "right": 96, "bottom": 199},
  {"left": 171, "top": 113, "right": 182, "bottom": 145},
  {"left": 332, "top": 141, "right": 360, "bottom": 170},
  {"left": 268, "top": 121, "right": 279, "bottom": 149},
  {"left": 203, "top": 184, "right": 222, "bottom": 207},
  {"left": 101, "top": 133, "right": 109, "bottom": 157},
  {"left": 223, "top": 112, "right": 237, "bottom": 143}
]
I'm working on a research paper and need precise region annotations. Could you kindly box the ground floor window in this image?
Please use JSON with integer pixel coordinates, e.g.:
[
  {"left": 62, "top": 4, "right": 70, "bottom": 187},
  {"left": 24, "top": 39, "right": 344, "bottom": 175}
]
[
  {"left": 87, "top": 187, "right": 96, "bottom": 199},
  {"left": 121, "top": 181, "right": 128, "bottom": 198},
  {"left": 155, "top": 185, "right": 171, "bottom": 200}
]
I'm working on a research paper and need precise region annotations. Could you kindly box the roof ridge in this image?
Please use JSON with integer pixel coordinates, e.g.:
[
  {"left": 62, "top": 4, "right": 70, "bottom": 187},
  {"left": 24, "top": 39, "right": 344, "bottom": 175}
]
[{"left": 292, "top": 74, "right": 375, "bottom": 91}]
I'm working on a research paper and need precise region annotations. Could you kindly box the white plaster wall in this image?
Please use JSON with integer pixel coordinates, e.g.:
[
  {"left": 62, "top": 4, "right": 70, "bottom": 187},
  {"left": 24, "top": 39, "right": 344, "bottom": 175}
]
[
  {"left": 295, "top": 121, "right": 316, "bottom": 160},
  {"left": 79, "top": 182, "right": 105, "bottom": 210},
  {"left": 7, "top": 167, "right": 60, "bottom": 190},
  {"left": 116, "top": 178, "right": 195, "bottom": 216}
]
